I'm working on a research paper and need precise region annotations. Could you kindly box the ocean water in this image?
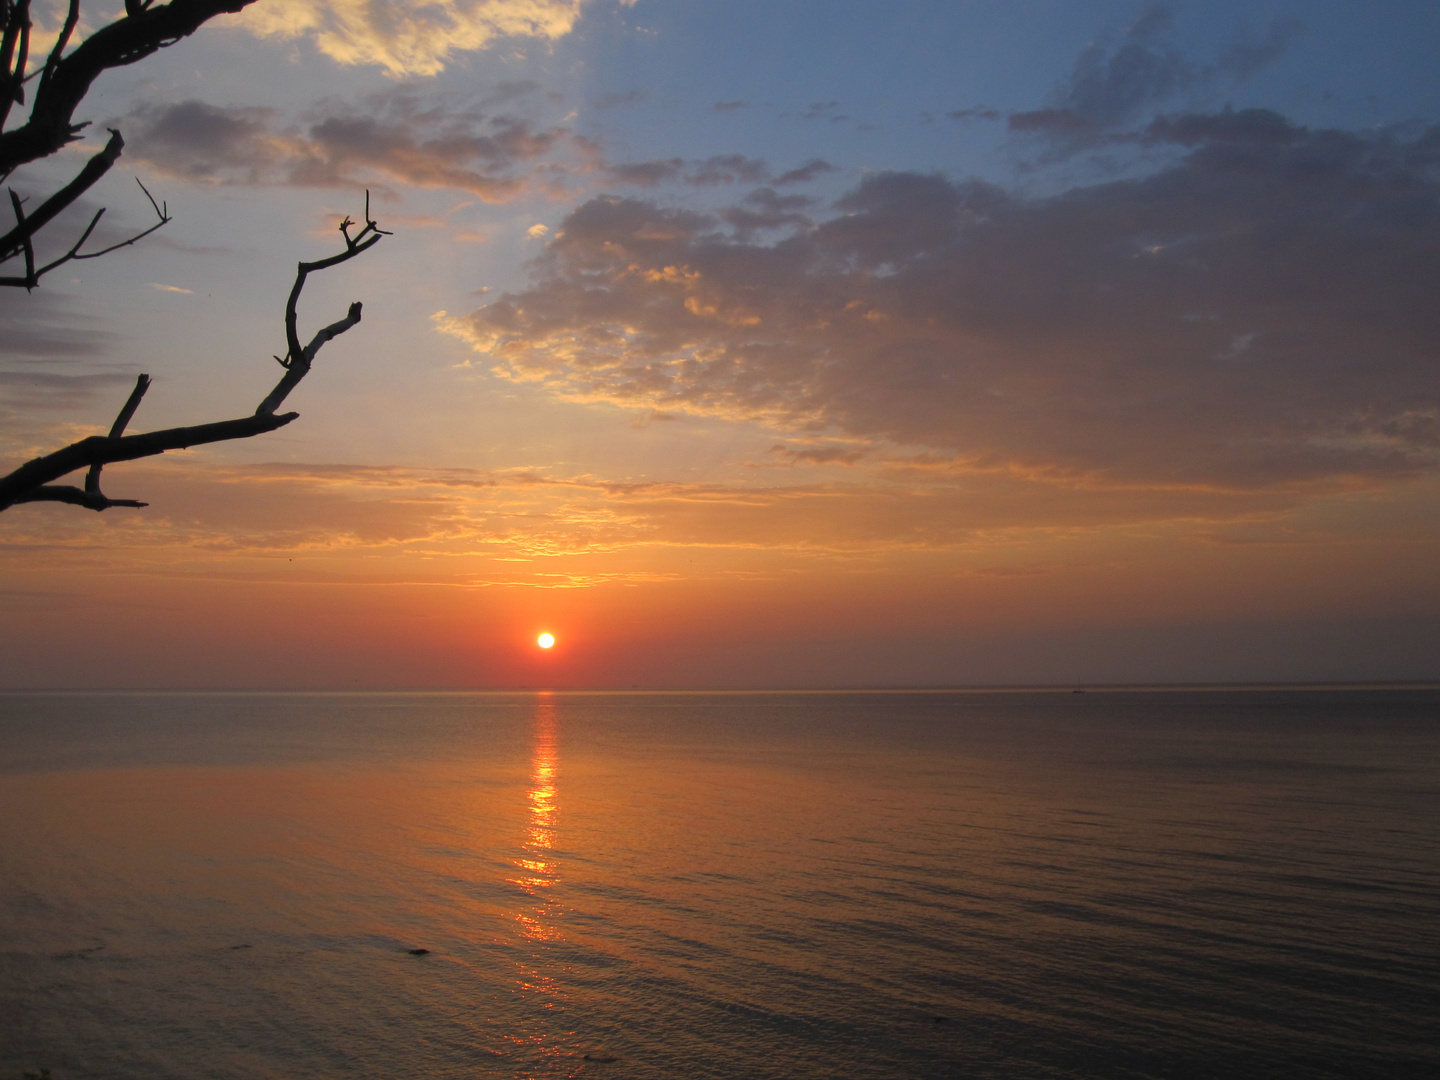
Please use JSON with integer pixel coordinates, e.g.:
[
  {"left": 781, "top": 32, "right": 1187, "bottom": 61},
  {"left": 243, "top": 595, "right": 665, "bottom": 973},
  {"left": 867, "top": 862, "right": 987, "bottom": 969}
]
[{"left": 0, "top": 689, "right": 1437, "bottom": 1080}]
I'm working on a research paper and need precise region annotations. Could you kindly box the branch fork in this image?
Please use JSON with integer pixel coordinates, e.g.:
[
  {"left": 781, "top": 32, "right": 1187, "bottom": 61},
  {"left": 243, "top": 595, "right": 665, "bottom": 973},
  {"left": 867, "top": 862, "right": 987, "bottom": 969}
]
[
  {"left": 3, "top": 1, "right": 254, "bottom": 287},
  {"left": 0, "top": 196, "right": 385, "bottom": 512}
]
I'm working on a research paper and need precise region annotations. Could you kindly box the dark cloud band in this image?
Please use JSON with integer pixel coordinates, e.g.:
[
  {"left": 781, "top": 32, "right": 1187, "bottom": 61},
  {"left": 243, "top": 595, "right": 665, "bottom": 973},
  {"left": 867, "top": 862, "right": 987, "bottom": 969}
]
[{"left": 446, "top": 112, "right": 1440, "bottom": 489}]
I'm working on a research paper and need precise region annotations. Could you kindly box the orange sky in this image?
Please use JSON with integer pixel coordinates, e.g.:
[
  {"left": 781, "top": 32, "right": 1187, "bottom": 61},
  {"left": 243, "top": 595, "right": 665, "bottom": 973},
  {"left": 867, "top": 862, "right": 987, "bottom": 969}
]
[{"left": 4, "top": 1, "right": 1440, "bottom": 687}]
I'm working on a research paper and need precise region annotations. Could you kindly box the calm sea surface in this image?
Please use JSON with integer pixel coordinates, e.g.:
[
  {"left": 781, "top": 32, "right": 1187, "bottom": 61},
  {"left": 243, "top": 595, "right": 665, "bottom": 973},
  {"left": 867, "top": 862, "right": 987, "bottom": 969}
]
[{"left": 0, "top": 689, "right": 1437, "bottom": 1079}]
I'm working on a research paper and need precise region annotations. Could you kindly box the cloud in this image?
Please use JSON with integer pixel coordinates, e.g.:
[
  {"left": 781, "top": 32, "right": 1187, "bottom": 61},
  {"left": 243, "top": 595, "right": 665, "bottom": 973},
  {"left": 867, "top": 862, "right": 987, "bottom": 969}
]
[
  {"left": 126, "top": 89, "right": 566, "bottom": 201},
  {"left": 685, "top": 154, "right": 770, "bottom": 186},
  {"left": 125, "top": 92, "right": 814, "bottom": 202},
  {"left": 0, "top": 456, "right": 1325, "bottom": 572},
  {"left": 0, "top": 291, "right": 113, "bottom": 364},
  {"left": 604, "top": 157, "right": 684, "bottom": 187},
  {"left": 1143, "top": 106, "right": 1300, "bottom": 147},
  {"left": 596, "top": 156, "right": 836, "bottom": 192},
  {"left": 1009, "top": 5, "right": 1302, "bottom": 141},
  {"left": 124, "top": 101, "right": 280, "bottom": 181},
  {"left": 799, "top": 101, "right": 841, "bottom": 121},
  {"left": 228, "top": 0, "right": 615, "bottom": 78},
  {"left": 603, "top": 154, "right": 774, "bottom": 188},
  {"left": 718, "top": 188, "right": 813, "bottom": 237},
  {"left": 1216, "top": 17, "right": 1306, "bottom": 80},
  {"left": 0, "top": 292, "right": 133, "bottom": 456},
  {"left": 0, "top": 370, "right": 137, "bottom": 413},
  {"left": 774, "top": 159, "right": 837, "bottom": 186},
  {"left": 768, "top": 443, "right": 866, "bottom": 467},
  {"left": 946, "top": 107, "right": 1002, "bottom": 123},
  {"left": 441, "top": 113, "right": 1440, "bottom": 489},
  {"left": 594, "top": 89, "right": 648, "bottom": 110}
]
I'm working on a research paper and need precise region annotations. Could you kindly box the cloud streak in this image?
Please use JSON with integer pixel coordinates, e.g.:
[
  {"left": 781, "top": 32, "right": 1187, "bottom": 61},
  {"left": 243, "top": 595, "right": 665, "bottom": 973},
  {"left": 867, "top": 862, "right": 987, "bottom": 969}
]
[
  {"left": 0, "top": 456, "right": 1323, "bottom": 573},
  {"left": 127, "top": 89, "right": 566, "bottom": 200},
  {"left": 598, "top": 154, "right": 828, "bottom": 190},
  {"left": 125, "top": 93, "right": 834, "bottom": 205}
]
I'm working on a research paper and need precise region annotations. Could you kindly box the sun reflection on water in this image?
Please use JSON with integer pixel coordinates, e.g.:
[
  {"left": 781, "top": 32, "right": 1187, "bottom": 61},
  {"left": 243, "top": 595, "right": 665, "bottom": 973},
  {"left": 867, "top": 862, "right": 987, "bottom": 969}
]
[
  {"left": 503, "top": 692, "right": 575, "bottom": 1074},
  {"left": 509, "top": 692, "right": 560, "bottom": 911}
]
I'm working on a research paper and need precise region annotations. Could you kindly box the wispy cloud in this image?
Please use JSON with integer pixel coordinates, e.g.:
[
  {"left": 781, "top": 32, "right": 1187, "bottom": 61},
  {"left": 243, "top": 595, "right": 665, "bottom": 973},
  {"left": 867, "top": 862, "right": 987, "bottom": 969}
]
[
  {"left": 0, "top": 291, "right": 112, "bottom": 362},
  {"left": 767, "top": 443, "right": 866, "bottom": 467},
  {"left": 0, "top": 457, "right": 1322, "bottom": 570},
  {"left": 774, "top": 159, "right": 837, "bottom": 186},
  {"left": 945, "top": 107, "right": 1002, "bottom": 123},
  {"left": 593, "top": 89, "right": 649, "bottom": 110},
  {"left": 0, "top": 370, "right": 137, "bottom": 413}
]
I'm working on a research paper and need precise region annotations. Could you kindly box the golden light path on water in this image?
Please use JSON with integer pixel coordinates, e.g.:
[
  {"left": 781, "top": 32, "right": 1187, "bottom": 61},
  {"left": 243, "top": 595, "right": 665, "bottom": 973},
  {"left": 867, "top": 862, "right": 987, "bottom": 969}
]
[{"left": 504, "top": 692, "right": 566, "bottom": 1072}]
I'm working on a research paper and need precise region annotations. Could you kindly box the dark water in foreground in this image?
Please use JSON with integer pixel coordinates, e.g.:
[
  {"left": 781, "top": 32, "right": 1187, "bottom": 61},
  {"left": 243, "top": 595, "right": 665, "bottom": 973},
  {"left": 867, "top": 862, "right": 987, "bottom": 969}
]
[{"left": 0, "top": 689, "right": 1437, "bottom": 1080}]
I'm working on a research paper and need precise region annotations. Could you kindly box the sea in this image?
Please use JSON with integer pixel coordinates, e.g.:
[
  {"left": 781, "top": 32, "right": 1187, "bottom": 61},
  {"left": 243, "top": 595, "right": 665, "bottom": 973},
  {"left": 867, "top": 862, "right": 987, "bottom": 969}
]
[{"left": 0, "top": 689, "right": 1437, "bottom": 1080}]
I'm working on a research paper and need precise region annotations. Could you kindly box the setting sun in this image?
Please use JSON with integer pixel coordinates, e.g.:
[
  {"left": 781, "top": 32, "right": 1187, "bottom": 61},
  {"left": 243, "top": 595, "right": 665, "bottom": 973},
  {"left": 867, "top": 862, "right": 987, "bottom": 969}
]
[{"left": 537, "top": 633, "right": 555, "bottom": 649}]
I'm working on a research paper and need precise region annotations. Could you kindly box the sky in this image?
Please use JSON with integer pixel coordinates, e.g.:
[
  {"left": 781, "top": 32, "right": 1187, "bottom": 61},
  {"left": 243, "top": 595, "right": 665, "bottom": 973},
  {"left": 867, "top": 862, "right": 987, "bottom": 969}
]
[{"left": 3, "top": 0, "right": 1440, "bottom": 689}]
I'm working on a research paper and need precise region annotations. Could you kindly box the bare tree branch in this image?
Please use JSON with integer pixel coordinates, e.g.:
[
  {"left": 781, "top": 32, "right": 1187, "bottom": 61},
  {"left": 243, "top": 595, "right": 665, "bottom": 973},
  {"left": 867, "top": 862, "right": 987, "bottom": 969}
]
[
  {"left": 40, "top": 0, "right": 81, "bottom": 93},
  {"left": 0, "top": 1, "right": 257, "bottom": 284},
  {"left": 1, "top": 1, "right": 257, "bottom": 175},
  {"left": 8, "top": 484, "right": 147, "bottom": 510},
  {"left": 0, "top": 175, "right": 172, "bottom": 288},
  {"left": 0, "top": 1, "right": 382, "bottom": 515},
  {"left": 6, "top": 186, "right": 34, "bottom": 282},
  {"left": 0, "top": 128, "right": 134, "bottom": 286},
  {"left": 0, "top": 412, "right": 299, "bottom": 511},
  {"left": 261, "top": 192, "right": 390, "bottom": 416},
  {"left": 0, "top": 199, "right": 387, "bottom": 513},
  {"left": 0, "top": 0, "right": 33, "bottom": 136},
  {"left": 85, "top": 372, "right": 150, "bottom": 496}
]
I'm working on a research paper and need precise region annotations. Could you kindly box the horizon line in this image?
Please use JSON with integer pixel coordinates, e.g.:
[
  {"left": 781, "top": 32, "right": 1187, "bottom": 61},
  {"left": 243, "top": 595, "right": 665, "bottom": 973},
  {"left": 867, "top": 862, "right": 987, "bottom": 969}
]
[{"left": 3, "top": 680, "right": 1439, "bottom": 696}]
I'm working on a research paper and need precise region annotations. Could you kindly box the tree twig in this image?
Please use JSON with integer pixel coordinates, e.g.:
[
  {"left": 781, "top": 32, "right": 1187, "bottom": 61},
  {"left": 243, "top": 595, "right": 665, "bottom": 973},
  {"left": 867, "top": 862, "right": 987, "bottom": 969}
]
[
  {"left": 85, "top": 373, "right": 150, "bottom": 496},
  {"left": 0, "top": 180, "right": 173, "bottom": 288},
  {"left": 0, "top": 197, "right": 388, "bottom": 512},
  {"left": 0, "top": 127, "right": 123, "bottom": 284},
  {"left": 260, "top": 192, "right": 389, "bottom": 416}
]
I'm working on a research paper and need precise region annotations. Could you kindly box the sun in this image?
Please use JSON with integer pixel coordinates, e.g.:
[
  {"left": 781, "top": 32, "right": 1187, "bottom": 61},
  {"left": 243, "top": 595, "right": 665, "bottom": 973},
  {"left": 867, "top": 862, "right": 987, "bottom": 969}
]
[{"left": 537, "top": 633, "right": 555, "bottom": 649}]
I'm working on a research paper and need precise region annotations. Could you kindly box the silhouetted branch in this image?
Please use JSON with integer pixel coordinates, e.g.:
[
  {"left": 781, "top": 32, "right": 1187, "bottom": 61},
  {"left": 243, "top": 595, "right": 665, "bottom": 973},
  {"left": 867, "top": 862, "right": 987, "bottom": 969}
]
[
  {"left": 0, "top": 135, "right": 173, "bottom": 288},
  {"left": 85, "top": 372, "right": 150, "bottom": 497},
  {"left": 0, "top": 0, "right": 370, "bottom": 514},
  {"left": 0, "top": 0, "right": 34, "bottom": 136},
  {"left": 0, "top": 1, "right": 256, "bottom": 175},
  {"left": 0, "top": 412, "right": 298, "bottom": 511},
  {"left": 0, "top": 0, "right": 256, "bottom": 282},
  {"left": 7, "top": 186, "right": 34, "bottom": 281},
  {"left": 9, "top": 484, "right": 148, "bottom": 510},
  {"left": 40, "top": 0, "right": 81, "bottom": 93},
  {"left": 0, "top": 198, "right": 387, "bottom": 512},
  {"left": 0, "top": 128, "right": 122, "bottom": 273},
  {"left": 261, "top": 192, "right": 389, "bottom": 415}
]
